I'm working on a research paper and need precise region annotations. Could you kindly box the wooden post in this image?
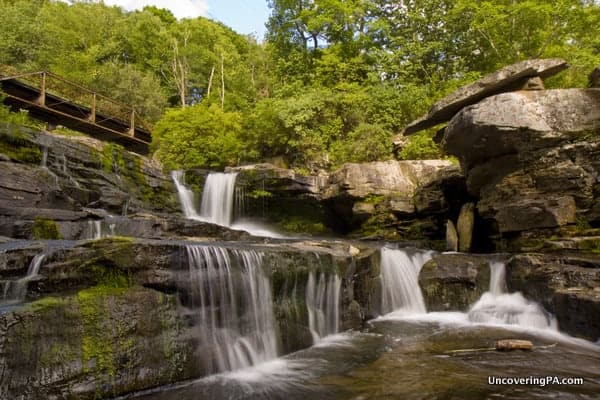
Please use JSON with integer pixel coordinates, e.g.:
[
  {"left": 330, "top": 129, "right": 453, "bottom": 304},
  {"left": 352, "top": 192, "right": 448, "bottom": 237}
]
[
  {"left": 129, "top": 110, "right": 135, "bottom": 137},
  {"left": 38, "top": 72, "right": 46, "bottom": 106},
  {"left": 90, "top": 93, "right": 96, "bottom": 123}
]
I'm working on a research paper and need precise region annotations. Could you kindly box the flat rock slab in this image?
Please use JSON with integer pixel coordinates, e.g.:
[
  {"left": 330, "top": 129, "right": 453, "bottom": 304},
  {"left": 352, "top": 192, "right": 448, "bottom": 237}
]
[{"left": 403, "top": 58, "right": 568, "bottom": 135}]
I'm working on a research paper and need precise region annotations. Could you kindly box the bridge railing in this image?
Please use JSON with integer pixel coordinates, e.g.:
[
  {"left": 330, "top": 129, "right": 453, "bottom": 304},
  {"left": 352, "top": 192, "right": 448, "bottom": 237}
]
[{"left": 0, "top": 68, "right": 152, "bottom": 136}]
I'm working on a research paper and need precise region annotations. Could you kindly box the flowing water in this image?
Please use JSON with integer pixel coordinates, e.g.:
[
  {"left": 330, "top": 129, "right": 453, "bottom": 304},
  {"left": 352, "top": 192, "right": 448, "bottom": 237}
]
[
  {"left": 171, "top": 170, "right": 286, "bottom": 238},
  {"left": 379, "top": 247, "right": 433, "bottom": 315},
  {"left": 185, "top": 245, "right": 279, "bottom": 374},
  {"left": 306, "top": 270, "right": 341, "bottom": 342},
  {"left": 2, "top": 253, "right": 46, "bottom": 304},
  {"left": 129, "top": 251, "right": 600, "bottom": 400}
]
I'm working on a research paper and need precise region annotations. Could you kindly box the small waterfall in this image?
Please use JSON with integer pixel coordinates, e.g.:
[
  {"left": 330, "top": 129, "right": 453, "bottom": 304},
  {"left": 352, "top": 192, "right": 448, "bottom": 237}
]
[
  {"left": 86, "top": 220, "right": 115, "bottom": 240},
  {"left": 122, "top": 199, "right": 130, "bottom": 216},
  {"left": 200, "top": 172, "right": 238, "bottom": 226},
  {"left": 2, "top": 254, "right": 46, "bottom": 303},
  {"left": 468, "top": 261, "right": 557, "bottom": 329},
  {"left": 186, "top": 245, "right": 278, "bottom": 373},
  {"left": 40, "top": 147, "right": 48, "bottom": 168},
  {"left": 380, "top": 247, "right": 433, "bottom": 315},
  {"left": 306, "top": 271, "right": 341, "bottom": 342},
  {"left": 171, "top": 170, "right": 201, "bottom": 220}
]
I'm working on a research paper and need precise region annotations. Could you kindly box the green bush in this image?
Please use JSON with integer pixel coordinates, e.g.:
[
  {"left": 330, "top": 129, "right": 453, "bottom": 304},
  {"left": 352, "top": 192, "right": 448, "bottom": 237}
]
[{"left": 32, "top": 217, "right": 61, "bottom": 240}]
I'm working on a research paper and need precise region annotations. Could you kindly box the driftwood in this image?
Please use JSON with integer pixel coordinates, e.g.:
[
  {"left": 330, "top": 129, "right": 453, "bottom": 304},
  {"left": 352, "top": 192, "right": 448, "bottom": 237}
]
[{"left": 444, "top": 340, "right": 557, "bottom": 355}]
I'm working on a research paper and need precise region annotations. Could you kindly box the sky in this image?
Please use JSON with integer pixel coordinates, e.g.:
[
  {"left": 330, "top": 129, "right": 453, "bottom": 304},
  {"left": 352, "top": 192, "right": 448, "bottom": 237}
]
[{"left": 100, "top": 0, "right": 270, "bottom": 40}]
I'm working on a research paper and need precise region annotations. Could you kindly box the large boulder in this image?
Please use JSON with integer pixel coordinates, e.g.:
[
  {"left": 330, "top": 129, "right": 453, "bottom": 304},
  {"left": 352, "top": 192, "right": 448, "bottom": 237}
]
[
  {"left": 442, "top": 89, "right": 600, "bottom": 245},
  {"left": 419, "top": 254, "right": 491, "bottom": 311},
  {"left": 404, "top": 58, "right": 568, "bottom": 134}
]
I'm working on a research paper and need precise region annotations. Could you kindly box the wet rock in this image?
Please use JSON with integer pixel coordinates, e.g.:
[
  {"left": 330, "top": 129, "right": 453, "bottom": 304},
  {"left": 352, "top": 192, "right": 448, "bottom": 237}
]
[
  {"left": 457, "top": 203, "right": 475, "bottom": 252},
  {"left": 419, "top": 254, "right": 491, "bottom": 311},
  {"left": 404, "top": 58, "right": 568, "bottom": 134},
  {"left": 507, "top": 253, "right": 600, "bottom": 340},
  {"left": 446, "top": 220, "right": 458, "bottom": 252}
]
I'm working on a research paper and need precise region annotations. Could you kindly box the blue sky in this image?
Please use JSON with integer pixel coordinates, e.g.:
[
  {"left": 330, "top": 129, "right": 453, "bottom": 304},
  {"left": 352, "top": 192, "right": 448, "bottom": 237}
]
[{"left": 98, "top": 0, "right": 270, "bottom": 40}]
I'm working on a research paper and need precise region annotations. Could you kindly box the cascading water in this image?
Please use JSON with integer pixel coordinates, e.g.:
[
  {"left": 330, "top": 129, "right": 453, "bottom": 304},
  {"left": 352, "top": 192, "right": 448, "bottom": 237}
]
[
  {"left": 468, "top": 261, "right": 557, "bottom": 329},
  {"left": 379, "top": 247, "right": 433, "bottom": 315},
  {"left": 171, "top": 170, "right": 201, "bottom": 220},
  {"left": 2, "top": 253, "right": 46, "bottom": 303},
  {"left": 172, "top": 170, "right": 285, "bottom": 238},
  {"left": 86, "top": 220, "right": 116, "bottom": 240},
  {"left": 306, "top": 270, "right": 341, "bottom": 342},
  {"left": 199, "top": 173, "right": 238, "bottom": 226},
  {"left": 185, "top": 245, "right": 278, "bottom": 374}
]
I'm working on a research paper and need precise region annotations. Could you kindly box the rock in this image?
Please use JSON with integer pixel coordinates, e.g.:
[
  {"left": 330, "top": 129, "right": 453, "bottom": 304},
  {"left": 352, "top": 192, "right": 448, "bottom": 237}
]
[
  {"left": 589, "top": 67, "right": 600, "bottom": 88},
  {"left": 419, "top": 254, "right": 491, "bottom": 311},
  {"left": 520, "top": 76, "right": 545, "bottom": 90},
  {"left": 446, "top": 220, "right": 458, "bottom": 252},
  {"left": 443, "top": 88, "right": 600, "bottom": 242},
  {"left": 507, "top": 253, "right": 600, "bottom": 340},
  {"left": 457, "top": 203, "right": 475, "bottom": 252},
  {"left": 495, "top": 339, "right": 534, "bottom": 351},
  {"left": 404, "top": 58, "right": 568, "bottom": 134}
]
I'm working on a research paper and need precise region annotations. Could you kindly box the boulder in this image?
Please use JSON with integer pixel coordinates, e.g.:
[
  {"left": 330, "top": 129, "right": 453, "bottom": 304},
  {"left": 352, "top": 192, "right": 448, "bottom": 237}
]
[
  {"left": 404, "top": 58, "right": 568, "bottom": 134},
  {"left": 446, "top": 220, "right": 458, "bottom": 252},
  {"left": 443, "top": 89, "right": 600, "bottom": 241},
  {"left": 419, "top": 254, "right": 491, "bottom": 311},
  {"left": 457, "top": 203, "right": 475, "bottom": 252}
]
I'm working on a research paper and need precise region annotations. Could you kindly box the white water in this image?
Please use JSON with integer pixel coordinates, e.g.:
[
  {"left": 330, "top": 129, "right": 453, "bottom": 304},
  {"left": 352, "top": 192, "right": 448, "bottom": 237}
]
[
  {"left": 86, "top": 220, "right": 116, "bottom": 240},
  {"left": 2, "top": 253, "right": 46, "bottom": 303},
  {"left": 171, "top": 170, "right": 201, "bottom": 220},
  {"left": 200, "top": 173, "right": 238, "bottom": 226},
  {"left": 306, "top": 271, "right": 341, "bottom": 342},
  {"left": 467, "top": 261, "right": 557, "bottom": 329},
  {"left": 380, "top": 247, "right": 433, "bottom": 315},
  {"left": 172, "top": 170, "right": 285, "bottom": 238},
  {"left": 186, "top": 245, "right": 278, "bottom": 373}
]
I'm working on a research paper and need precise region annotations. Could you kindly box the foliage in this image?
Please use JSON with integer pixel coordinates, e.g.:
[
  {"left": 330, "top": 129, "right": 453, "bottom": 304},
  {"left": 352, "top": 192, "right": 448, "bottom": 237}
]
[
  {"left": 1, "top": 0, "right": 599, "bottom": 171},
  {"left": 399, "top": 132, "right": 445, "bottom": 161},
  {"left": 152, "top": 104, "right": 243, "bottom": 170}
]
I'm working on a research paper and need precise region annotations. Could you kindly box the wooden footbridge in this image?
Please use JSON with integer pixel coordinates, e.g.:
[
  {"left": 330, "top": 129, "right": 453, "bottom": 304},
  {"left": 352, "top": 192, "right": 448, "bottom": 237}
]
[{"left": 0, "top": 70, "right": 152, "bottom": 154}]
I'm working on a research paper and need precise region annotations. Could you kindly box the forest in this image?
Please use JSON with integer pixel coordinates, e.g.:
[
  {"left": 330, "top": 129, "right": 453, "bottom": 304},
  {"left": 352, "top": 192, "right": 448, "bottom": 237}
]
[{"left": 1, "top": 0, "right": 599, "bottom": 172}]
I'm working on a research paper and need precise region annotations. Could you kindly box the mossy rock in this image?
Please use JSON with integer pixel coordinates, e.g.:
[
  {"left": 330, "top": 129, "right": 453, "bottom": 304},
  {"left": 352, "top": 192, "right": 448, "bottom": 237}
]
[{"left": 32, "top": 217, "right": 61, "bottom": 240}]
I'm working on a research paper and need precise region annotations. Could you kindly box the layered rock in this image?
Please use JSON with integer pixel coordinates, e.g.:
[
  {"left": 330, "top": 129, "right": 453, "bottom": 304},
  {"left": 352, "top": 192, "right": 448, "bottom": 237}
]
[
  {"left": 227, "top": 161, "right": 468, "bottom": 242},
  {"left": 404, "top": 58, "right": 568, "bottom": 134},
  {"left": 441, "top": 84, "right": 600, "bottom": 249},
  {"left": 0, "top": 238, "right": 383, "bottom": 399},
  {"left": 507, "top": 253, "right": 600, "bottom": 340},
  {"left": 0, "top": 124, "right": 180, "bottom": 239}
]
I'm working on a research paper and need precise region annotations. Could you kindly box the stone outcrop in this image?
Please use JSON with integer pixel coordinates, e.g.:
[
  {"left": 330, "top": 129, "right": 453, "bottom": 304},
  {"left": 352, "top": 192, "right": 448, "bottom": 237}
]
[
  {"left": 507, "top": 253, "right": 600, "bottom": 341},
  {"left": 404, "top": 58, "right": 568, "bottom": 134},
  {"left": 443, "top": 89, "right": 600, "bottom": 247},
  {"left": 419, "top": 254, "right": 491, "bottom": 311},
  {"left": 229, "top": 161, "right": 468, "bottom": 242},
  {"left": 0, "top": 124, "right": 180, "bottom": 239}
]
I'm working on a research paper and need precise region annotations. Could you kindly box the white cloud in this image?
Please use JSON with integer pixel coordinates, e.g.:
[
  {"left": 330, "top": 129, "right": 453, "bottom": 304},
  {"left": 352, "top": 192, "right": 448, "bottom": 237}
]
[{"left": 102, "top": 0, "right": 209, "bottom": 19}]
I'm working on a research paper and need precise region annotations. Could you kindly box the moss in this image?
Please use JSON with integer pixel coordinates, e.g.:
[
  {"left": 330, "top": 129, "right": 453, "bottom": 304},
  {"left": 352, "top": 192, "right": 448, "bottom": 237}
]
[
  {"left": 27, "top": 296, "right": 64, "bottom": 311},
  {"left": 32, "top": 217, "right": 61, "bottom": 240},
  {"left": 364, "top": 194, "right": 385, "bottom": 204},
  {"left": 278, "top": 216, "right": 327, "bottom": 234},
  {"left": 248, "top": 189, "right": 273, "bottom": 199},
  {"left": 101, "top": 143, "right": 126, "bottom": 174},
  {"left": 0, "top": 128, "right": 42, "bottom": 164}
]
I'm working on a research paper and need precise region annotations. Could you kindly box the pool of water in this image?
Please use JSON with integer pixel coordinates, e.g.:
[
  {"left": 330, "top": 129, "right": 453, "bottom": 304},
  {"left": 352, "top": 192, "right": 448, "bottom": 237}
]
[{"left": 120, "top": 314, "right": 600, "bottom": 400}]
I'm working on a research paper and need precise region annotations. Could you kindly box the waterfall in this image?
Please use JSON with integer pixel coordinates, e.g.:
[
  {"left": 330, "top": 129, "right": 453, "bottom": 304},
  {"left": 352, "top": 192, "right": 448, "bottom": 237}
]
[
  {"left": 171, "top": 170, "right": 201, "bottom": 220},
  {"left": 199, "top": 173, "right": 238, "bottom": 226},
  {"left": 468, "top": 261, "right": 557, "bottom": 330},
  {"left": 2, "top": 254, "right": 46, "bottom": 303},
  {"left": 86, "top": 220, "right": 116, "bottom": 240},
  {"left": 186, "top": 245, "right": 278, "bottom": 373},
  {"left": 380, "top": 247, "right": 433, "bottom": 315},
  {"left": 306, "top": 271, "right": 341, "bottom": 342},
  {"left": 40, "top": 146, "right": 48, "bottom": 168}
]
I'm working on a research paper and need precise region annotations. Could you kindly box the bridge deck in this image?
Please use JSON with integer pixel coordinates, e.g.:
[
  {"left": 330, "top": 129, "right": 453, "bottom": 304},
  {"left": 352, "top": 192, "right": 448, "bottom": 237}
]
[{"left": 0, "top": 71, "right": 152, "bottom": 155}]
